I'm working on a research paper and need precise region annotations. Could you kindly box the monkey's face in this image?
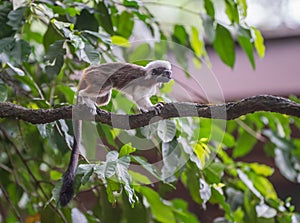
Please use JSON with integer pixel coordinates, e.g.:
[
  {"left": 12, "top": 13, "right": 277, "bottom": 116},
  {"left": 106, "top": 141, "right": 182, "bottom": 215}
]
[{"left": 151, "top": 67, "right": 172, "bottom": 83}]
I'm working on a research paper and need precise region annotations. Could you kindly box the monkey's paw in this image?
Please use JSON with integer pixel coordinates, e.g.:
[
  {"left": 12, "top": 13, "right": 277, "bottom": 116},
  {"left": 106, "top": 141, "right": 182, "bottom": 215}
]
[
  {"left": 82, "top": 104, "right": 97, "bottom": 116},
  {"left": 141, "top": 102, "right": 165, "bottom": 115}
]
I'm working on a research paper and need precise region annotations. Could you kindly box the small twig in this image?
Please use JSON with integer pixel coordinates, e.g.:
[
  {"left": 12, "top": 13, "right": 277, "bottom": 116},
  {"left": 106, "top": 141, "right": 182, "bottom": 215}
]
[{"left": 235, "top": 119, "right": 266, "bottom": 142}]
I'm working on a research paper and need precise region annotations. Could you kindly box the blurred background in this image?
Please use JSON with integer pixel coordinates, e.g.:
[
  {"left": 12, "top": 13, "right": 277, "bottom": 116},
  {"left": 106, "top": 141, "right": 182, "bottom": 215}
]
[
  {"left": 134, "top": 0, "right": 300, "bottom": 100},
  {"left": 139, "top": 0, "right": 300, "bottom": 221},
  {"left": 4, "top": 0, "right": 300, "bottom": 222}
]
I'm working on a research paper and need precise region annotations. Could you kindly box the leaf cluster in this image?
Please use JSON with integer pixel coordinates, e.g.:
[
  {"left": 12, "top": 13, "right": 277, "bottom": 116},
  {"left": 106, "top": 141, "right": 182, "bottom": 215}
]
[{"left": 0, "top": 1, "right": 299, "bottom": 223}]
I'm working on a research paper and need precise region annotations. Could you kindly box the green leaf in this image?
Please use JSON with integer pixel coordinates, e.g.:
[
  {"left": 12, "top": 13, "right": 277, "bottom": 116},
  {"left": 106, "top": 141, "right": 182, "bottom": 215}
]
[
  {"left": 172, "top": 25, "right": 189, "bottom": 45},
  {"left": 274, "top": 148, "right": 299, "bottom": 182},
  {"left": 43, "top": 24, "right": 63, "bottom": 52},
  {"left": 190, "top": 26, "right": 204, "bottom": 57},
  {"left": 95, "top": 1, "right": 114, "bottom": 35},
  {"left": 23, "top": 22, "right": 43, "bottom": 44},
  {"left": 256, "top": 203, "right": 277, "bottom": 218},
  {"left": 157, "top": 120, "right": 176, "bottom": 143},
  {"left": 75, "top": 8, "right": 99, "bottom": 32},
  {"left": 48, "top": 5, "right": 80, "bottom": 17},
  {"left": 291, "top": 214, "right": 300, "bottom": 223},
  {"left": 106, "top": 151, "right": 119, "bottom": 162},
  {"left": 68, "top": 31, "right": 84, "bottom": 50},
  {"left": 173, "top": 44, "right": 188, "bottom": 70},
  {"left": 232, "top": 207, "right": 245, "bottom": 223},
  {"left": 81, "top": 43, "right": 100, "bottom": 64},
  {"left": 237, "top": 0, "right": 247, "bottom": 17},
  {"left": 204, "top": 0, "right": 215, "bottom": 18},
  {"left": 202, "top": 15, "right": 215, "bottom": 42},
  {"left": 52, "top": 178, "right": 63, "bottom": 203},
  {"left": 97, "top": 156, "right": 117, "bottom": 179},
  {"left": 129, "top": 170, "right": 151, "bottom": 184},
  {"left": 95, "top": 151, "right": 137, "bottom": 205},
  {"left": 161, "top": 140, "right": 182, "bottom": 182},
  {"left": 181, "top": 167, "right": 202, "bottom": 204},
  {"left": 263, "top": 129, "right": 294, "bottom": 151},
  {"left": 225, "top": 0, "right": 239, "bottom": 24},
  {"left": 131, "top": 156, "right": 161, "bottom": 180},
  {"left": 50, "top": 170, "right": 62, "bottom": 180},
  {"left": 97, "top": 125, "right": 117, "bottom": 147},
  {"left": 116, "top": 156, "right": 136, "bottom": 205},
  {"left": 122, "top": 192, "right": 147, "bottom": 223},
  {"left": 79, "top": 122, "right": 98, "bottom": 159},
  {"left": 128, "top": 43, "right": 151, "bottom": 63},
  {"left": 237, "top": 169, "right": 263, "bottom": 199},
  {"left": 0, "top": 38, "right": 31, "bottom": 65},
  {"left": 11, "top": 39, "right": 31, "bottom": 64},
  {"left": 7, "top": 6, "right": 26, "bottom": 30},
  {"left": 194, "top": 142, "right": 209, "bottom": 167},
  {"left": 0, "top": 37, "right": 14, "bottom": 52},
  {"left": 203, "top": 162, "right": 225, "bottom": 184},
  {"left": 0, "top": 2, "right": 15, "bottom": 38},
  {"left": 233, "top": 127, "right": 257, "bottom": 158},
  {"left": 213, "top": 24, "right": 235, "bottom": 68},
  {"left": 58, "top": 120, "right": 73, "bottom": 149},
  {"left": 171, "top": 199, "right": 199, "bottom": 223},
  {"left": 248, "top": 163, "right": 274, "bottom": 177},
  {"left": 111, "top": 35, "right": 131, "bottom": 47},
  {"left": 247, "top": 171, "right": 277, "bottom": 200},
  {"left": 105, "top": 178, "right": 121, "bottom": 204},
  {"left": 140, "top": 122, "right": 158, "bottom": 139},
  {"left": 119, "top": 143, "right": 136, "bottom": 157},
  {"left": 0, "top": 83, "right": 8, "bottom": 102},
  {"left": 139, "top": 186, "right": 176, "bottom": 223},
  {"left": 14, "top": 74, "right": 39, "bottom": 96},
  {"left": 160, "top": 79, "right": 174, "bottom": 94},
  {"left": 210, "top": 187, "right": 234, "bottom": 221},
  {"left": 178, "top": 137, "right": 202, "bottom": 170},
  {"left": 123, "top": 0, "right": 140, "bottom": 9},
  {"left": 199, "top": 178, "right": 211, "bottom": 208},
  {"left": 36, "top": 123, "right": 52, "bottom": 139},
  {"left": 154, "top": 40, "right": 168, "bottom": 59},
  {"left": 55, "top": 85, "right": 75, "bottom": 104},
  {"left": 77, "top": 164, "right": 95, "bottom": 185},
  {"left": 199, "top": 119, "right": 235, "bottom": 147},
  {"left": 252, "top": 27, "right": 265, "bottom": 58},
  {"left": 116, "top": 11, "right": 134, "bottom": 38},
  {"left": 237, "top": 26, "right": 255, "bottom": 69},
  {"left": 44, "top": 40, "right": 66, "bottom": 78}
]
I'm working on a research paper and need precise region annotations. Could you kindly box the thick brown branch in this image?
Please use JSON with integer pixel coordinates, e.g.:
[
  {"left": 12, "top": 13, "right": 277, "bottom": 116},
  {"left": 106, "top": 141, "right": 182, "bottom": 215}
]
[{"left": 0, "top": 95, "right": 299, "bottom": 129}]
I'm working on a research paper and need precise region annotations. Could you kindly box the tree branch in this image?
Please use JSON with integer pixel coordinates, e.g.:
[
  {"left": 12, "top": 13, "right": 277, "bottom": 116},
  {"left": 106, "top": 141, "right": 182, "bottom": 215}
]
[{"left": 0, "top": 95, "right": 299, "bottom": 130}]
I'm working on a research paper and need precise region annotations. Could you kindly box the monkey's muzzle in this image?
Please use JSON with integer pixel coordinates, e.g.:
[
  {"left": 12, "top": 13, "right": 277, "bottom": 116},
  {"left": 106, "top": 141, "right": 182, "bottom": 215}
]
[
  {"left": 164, "top": 70, "right": 172, "bottom": 79},
  {"left": 157, "top": 70, "right": 172, "bottom": 83}
]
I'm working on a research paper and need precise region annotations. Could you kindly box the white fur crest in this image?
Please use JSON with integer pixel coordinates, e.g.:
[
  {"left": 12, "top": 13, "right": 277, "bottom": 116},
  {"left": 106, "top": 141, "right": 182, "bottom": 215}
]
[{"left": 144, "top": 60, "right": 171, "bottom": 71}]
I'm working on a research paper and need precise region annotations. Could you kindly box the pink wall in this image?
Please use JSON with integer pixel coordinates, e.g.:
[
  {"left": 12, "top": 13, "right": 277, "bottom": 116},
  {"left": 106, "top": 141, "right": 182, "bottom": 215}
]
[{"left": 171, "top": 36, "right": 300, "bottom": 102}]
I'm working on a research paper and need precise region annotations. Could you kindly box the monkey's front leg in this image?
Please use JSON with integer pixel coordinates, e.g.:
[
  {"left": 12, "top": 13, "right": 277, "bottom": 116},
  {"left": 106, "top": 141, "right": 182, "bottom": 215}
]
[
  {"left": 136, "top": 97, "right": 165, "bottom": 115},
  {"left": 77, "top": 96, "right": 98, "bottom": 115}
]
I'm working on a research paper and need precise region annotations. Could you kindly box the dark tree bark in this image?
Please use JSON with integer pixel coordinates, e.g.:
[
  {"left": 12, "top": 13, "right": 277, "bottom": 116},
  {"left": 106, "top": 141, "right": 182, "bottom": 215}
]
[{"left": 0, "top": 95, "right": 299, "bottom": 130}]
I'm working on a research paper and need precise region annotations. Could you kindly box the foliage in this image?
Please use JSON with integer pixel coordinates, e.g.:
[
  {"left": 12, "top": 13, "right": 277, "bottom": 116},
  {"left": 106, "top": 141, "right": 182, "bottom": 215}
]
[{"left": 0, "top": 0, "right": 299, "bottom": 223}]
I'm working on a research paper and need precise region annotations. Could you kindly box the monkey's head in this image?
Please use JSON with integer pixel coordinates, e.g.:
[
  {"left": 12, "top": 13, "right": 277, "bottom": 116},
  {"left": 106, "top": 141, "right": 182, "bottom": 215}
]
[{"left": 144, "top": 60, "right": 172, "bottom": 83}]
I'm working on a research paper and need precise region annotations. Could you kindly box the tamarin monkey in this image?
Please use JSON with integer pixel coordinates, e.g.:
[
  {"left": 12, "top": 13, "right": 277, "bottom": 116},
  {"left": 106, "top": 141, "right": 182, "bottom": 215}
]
[{"left": 59, "top": 60, "right": 172, "bottom": 206}]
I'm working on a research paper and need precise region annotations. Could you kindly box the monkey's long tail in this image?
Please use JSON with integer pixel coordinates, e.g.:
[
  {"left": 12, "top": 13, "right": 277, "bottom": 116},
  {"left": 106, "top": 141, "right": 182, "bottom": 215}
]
[{"left": 59, "top": 119, "right": 82, "bottom": 206}]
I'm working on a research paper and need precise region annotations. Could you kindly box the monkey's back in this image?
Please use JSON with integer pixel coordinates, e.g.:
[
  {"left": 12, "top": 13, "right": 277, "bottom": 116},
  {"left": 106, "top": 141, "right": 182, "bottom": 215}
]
[{"left": 79, "top": 62, "right": 146, "bottom": 91}]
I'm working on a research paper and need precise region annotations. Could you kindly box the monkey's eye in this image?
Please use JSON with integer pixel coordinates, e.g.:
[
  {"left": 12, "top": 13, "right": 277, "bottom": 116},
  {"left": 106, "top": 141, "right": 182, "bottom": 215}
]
[{"left": 151, "top": 68, "right": 160, "bottom": 76}]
